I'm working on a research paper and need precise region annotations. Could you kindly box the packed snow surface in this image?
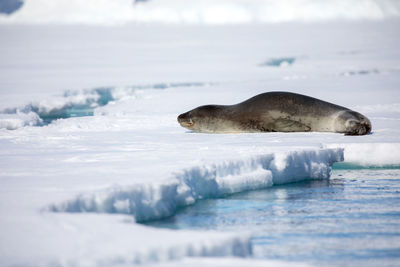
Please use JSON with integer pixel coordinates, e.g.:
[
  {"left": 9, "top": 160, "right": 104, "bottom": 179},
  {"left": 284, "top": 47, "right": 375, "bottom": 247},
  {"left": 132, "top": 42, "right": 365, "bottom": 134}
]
[{"left": 0, "top": 9, "right": 400, "bottom": 267}]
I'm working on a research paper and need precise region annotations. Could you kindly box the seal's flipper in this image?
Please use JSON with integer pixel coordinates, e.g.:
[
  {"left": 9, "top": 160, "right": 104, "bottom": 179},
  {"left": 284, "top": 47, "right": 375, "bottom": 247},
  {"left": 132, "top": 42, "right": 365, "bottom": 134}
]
[{"left": 273, "top": 118, "right": 311, "bottom": 132}]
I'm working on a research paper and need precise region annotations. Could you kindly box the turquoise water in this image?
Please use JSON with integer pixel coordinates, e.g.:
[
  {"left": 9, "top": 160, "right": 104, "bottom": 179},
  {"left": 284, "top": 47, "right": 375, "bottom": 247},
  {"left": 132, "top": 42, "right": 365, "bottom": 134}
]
[
  {"left": 145, "top": 167, "right": 400, "bottom": 266},
  {"left": 261, "top": 57, "right": 296, "bottom": 67}
]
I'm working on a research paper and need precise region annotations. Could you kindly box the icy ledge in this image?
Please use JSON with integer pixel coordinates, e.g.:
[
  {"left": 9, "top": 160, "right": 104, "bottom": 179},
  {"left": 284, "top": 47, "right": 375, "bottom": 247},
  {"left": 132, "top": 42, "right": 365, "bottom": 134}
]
[
  {"left": 328, "top": 143, "right": 400, "bottom": 167},
  {"left": 50, "top": 148, "right": 343, "bottom": 222}
]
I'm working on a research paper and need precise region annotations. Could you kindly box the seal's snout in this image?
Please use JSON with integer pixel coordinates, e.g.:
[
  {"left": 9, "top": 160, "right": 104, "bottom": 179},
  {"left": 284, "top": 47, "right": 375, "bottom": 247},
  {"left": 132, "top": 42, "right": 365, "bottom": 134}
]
[{"left": 177, "top": 112, "right": 194, "bottom": 128}]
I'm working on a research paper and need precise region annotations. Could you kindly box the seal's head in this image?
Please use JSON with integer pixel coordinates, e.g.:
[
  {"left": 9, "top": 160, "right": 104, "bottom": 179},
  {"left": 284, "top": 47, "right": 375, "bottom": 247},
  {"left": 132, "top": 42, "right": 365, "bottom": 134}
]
[
  {"left": 177, "top": 105, "right": 227, "bottom": 133},
  {"left": 177, "top": 111, "right": 194, "bottom": 129},
  {"left": 335, "top": 110, "right": 372, "bottom": 135}
]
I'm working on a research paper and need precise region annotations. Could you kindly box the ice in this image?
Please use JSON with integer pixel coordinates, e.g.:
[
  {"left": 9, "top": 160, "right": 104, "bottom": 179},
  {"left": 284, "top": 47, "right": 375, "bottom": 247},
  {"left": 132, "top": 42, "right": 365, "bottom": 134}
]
[
  {"left": 0, "top": 83, "right": 207, "bottom": 128},
  {"left": 50, "top": 149, "right": 342, "bottom": 222},
  {"left": 328, "top": 143, "right": 400, "bottom": 166},
  {"left": 0, "top": 7, "right": 400, "bottom": 267},
  {"left": 0, "top": 213, "right": 252, "bottom": 266},
  {"left": 0, "top": 111, "right": 42, "bottom": 130}
]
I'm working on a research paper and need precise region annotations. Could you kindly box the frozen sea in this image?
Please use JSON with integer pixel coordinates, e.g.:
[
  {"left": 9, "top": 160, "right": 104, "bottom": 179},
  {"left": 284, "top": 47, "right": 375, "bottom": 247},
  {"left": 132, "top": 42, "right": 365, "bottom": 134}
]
[{"left": 1, "top": 1, "right": 400, "bottom": 266}]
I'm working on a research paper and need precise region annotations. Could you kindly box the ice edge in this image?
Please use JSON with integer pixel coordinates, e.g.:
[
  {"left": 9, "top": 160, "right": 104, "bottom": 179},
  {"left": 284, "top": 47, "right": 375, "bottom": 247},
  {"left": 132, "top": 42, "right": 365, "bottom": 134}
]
[{"left": 50, "top": 148, "right": 344, "bottom": 223}]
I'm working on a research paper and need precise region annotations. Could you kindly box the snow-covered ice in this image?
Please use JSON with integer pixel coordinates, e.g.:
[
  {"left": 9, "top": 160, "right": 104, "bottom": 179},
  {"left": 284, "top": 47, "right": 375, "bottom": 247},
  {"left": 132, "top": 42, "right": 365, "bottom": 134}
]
[{"left": 1, "top": 1, "right": 400, "bottom": 266}]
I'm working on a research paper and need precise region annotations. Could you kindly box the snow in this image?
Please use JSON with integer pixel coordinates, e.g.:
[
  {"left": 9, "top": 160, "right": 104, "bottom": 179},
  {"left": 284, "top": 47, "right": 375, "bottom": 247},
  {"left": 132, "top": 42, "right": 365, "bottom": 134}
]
[
  {"left": 1, "top": 0, "right": 399, "bottom": 25},
  {"left": 0, "top": 111, "right": 42, "bottom": 129},
  {"left": 0, "top": 4, "right": 400, "bottom": 266},
  {"left": 0, "top": 213, "right": 252, "bottom": 266}
]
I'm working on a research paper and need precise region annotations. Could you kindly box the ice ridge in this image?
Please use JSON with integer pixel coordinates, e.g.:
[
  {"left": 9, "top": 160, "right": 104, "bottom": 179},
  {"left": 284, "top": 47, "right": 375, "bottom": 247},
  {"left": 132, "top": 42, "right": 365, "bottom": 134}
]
[{"left": 50, "top": 148, "right": 343, "bottom": 222}]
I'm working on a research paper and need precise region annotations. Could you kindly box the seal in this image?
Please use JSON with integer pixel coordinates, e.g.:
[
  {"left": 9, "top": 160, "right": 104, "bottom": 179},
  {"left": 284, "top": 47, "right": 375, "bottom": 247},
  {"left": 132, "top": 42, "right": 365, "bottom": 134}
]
[{"left": 177, "top": 91, "right": 371, "bottom": 135}]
